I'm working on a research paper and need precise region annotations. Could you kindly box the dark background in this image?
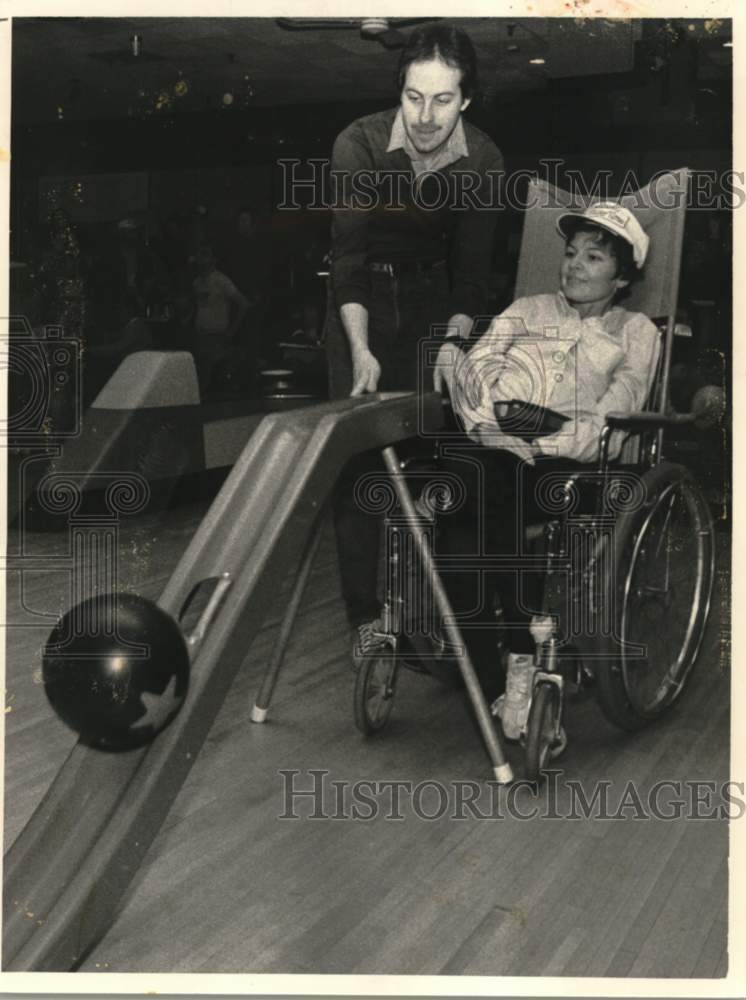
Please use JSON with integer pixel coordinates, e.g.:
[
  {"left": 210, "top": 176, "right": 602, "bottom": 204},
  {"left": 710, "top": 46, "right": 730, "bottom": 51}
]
[{"left": 8, "top": 16, "right": 732, "bottom": 423}]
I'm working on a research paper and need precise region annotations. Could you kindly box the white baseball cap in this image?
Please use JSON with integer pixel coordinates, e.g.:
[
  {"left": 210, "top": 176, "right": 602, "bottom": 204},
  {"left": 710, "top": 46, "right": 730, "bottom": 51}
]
[{"left": 556, "top": 201, "right": 649, "bottom": 268}]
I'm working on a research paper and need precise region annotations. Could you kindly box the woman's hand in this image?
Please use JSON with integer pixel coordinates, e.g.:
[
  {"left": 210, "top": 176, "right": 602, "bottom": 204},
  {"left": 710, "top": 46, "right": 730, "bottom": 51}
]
[
  {"left": 433, "top": 339, "right": 464, "bottom": 395},
  {"left": 446, "top": 313, "right": 473, "bottom": 340}
]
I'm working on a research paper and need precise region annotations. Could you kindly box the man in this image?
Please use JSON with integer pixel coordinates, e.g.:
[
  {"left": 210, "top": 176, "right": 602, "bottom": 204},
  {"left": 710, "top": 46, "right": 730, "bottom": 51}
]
[
  {"left": 193, "top": 244, "right": 249, "bottom": 396},
  {"left": 325, "top": 23, "right": 503, "bottom": 664}
]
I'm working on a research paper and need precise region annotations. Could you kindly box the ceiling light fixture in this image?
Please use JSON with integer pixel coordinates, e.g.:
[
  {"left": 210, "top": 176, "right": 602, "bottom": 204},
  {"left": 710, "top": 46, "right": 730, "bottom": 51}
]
[
  {"left": 529, "top": 58, "right": 545, "bottom": 65},
  {"left": 360, "top": 18, "right": 389, "bottom": 36},
  {"left": 723, "top": 41, "right": 733, "bottom": 47},
  {"left": 130, "top": 34, "right": 142, "bottom": 57}
]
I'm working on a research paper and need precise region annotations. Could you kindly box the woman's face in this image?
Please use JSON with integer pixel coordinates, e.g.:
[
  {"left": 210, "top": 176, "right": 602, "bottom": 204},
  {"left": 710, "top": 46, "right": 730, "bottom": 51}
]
[{"left": 560, "top": 229, "right": 629, "bottom": 317}]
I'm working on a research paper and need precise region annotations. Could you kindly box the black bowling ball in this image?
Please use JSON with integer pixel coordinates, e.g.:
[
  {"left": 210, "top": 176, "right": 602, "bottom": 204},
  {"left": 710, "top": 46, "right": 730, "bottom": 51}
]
[{"left": 43, "top": 592, "right": 190, "bottom": 751}]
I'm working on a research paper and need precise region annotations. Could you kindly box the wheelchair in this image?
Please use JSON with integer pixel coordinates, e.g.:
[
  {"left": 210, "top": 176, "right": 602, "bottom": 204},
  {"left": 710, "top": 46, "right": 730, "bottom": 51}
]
[
  {"left": 352, "top": 168, "right": 719, "bottom": 781},
  {"left": 352, "top": 428, "right": 715, "bottom": 781}
]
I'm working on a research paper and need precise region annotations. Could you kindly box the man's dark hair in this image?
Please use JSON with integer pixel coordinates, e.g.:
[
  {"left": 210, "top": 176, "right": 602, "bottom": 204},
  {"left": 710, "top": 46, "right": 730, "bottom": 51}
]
[
  {"left": 563, "top": 219, "right": 641, "bottom": 289},
  {"left": 396, "top": 23, "right": 478, "bottom": 100}
]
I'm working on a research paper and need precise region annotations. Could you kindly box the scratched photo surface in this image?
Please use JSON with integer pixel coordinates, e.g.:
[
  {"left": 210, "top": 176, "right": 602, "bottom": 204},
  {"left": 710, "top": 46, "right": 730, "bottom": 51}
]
[{"left": 1, "top": 9, "right": 734, "bottom": 989}]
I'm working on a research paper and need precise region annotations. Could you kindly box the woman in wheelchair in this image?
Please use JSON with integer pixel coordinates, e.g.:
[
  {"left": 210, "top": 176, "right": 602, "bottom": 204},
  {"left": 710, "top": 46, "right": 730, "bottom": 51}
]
[{"left": 434, "top": 202, "right": 660, "bottom": 743}]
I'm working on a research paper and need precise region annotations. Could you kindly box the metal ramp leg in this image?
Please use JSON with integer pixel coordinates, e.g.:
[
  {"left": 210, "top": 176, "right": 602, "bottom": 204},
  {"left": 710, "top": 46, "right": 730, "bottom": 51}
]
[
  {"left": 251, "top": 508, "right": 326, "bottom": 722},
  {"left": 381, "top": 446, "right": 513, "bottom": 784}
]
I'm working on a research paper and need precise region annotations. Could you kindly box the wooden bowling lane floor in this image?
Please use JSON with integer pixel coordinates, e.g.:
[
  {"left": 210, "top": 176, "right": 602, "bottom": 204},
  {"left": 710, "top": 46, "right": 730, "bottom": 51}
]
[
  {"left": 4, "top": 504, "right": 731, "bottom": 978},
  {"left": 3, "top": 498, "right": 210, "bottom": 849}
]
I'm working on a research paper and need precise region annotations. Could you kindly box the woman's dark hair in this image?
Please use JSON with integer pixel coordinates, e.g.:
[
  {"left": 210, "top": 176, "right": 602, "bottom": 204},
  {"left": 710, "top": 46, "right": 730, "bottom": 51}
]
[
  {"left": 562, "top": 219, "right": 642, "bottom": 292},
  {"left": 397, "top": 23, "right": 478, "bottom": 100}
]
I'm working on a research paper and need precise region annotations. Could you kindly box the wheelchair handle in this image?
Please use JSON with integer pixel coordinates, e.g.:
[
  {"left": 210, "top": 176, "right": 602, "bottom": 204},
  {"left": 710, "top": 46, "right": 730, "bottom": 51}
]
[{"left": 605, "top": 410, "right": 696, "bottom": 430}]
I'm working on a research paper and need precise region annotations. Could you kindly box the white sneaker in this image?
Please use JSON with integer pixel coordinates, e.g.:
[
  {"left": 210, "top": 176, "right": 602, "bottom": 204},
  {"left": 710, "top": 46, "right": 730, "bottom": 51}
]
[
  {"left": 351, "top": 617, "right": 386, "bottom": 672},
  {"left": 529, "top": 614, "right": 555, "bottom": 646},
  {"left": 495, "top": 652, "right": 535, "bottom": 740}
]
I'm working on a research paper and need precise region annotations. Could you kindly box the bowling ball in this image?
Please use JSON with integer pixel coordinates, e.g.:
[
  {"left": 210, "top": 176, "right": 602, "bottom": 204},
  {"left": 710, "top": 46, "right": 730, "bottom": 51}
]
[
  {"left": 43, "top": 592, "right": 190, "bottom": 751},
  {"left": 691, "top": 384, "right": 726, "bottom": 431}
]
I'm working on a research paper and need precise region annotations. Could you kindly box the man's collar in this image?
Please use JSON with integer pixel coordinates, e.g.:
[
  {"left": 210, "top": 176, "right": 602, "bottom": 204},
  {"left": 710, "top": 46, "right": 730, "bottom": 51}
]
[{"left": 386, "top": 107, "right": 469, "bottom": 170}]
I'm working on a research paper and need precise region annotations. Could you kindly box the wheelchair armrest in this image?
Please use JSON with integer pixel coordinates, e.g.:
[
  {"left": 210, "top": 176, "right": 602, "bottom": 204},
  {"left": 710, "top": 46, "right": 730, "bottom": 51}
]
[
  {"left": 599, "top": 410, "right": 695, "bottom": 468},
  {"left": 604, "top": 410, "right": 696, "bottom": 431}
]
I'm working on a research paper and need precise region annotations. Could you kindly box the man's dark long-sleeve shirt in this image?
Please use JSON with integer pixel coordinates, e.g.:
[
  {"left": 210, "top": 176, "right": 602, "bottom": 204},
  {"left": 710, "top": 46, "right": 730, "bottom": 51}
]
[{"left": 330, "top": 107, "right": 504, "bottom": 320}]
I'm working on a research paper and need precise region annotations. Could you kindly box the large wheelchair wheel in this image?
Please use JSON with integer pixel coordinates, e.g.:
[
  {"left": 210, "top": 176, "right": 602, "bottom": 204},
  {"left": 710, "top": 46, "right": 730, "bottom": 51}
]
[
  {"left": 354, "top": 652, "right": 400, "bottom": 736},
  {"left": 595, "top": 462, "right": 715, "bottom": 731}
]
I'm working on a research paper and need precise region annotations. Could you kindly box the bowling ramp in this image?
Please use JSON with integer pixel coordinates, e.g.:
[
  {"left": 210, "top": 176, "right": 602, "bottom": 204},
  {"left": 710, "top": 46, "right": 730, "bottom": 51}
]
[{"left": 3, "top": 391, "right": 444, "bottom": 971}]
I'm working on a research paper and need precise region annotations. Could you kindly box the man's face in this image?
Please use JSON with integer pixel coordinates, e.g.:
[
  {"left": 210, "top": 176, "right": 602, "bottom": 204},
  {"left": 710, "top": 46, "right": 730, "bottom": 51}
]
[{"left": 400, "top": 57, "right": 470, "bottom": 157}]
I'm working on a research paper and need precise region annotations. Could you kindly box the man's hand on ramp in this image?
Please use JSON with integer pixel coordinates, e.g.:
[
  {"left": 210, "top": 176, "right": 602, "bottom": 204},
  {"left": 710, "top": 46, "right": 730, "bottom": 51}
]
[{"left": 350, "top": 347, "right": 382, "bottom": 396}]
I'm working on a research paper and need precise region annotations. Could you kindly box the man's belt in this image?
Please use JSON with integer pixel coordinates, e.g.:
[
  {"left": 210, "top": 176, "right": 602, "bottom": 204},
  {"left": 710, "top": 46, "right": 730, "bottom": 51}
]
[{"left": 368, "top": 259, "right": 447, "bottom": 277}]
